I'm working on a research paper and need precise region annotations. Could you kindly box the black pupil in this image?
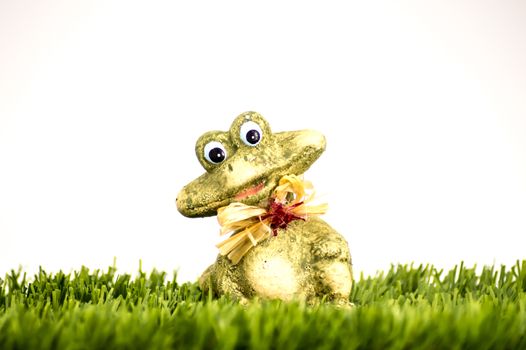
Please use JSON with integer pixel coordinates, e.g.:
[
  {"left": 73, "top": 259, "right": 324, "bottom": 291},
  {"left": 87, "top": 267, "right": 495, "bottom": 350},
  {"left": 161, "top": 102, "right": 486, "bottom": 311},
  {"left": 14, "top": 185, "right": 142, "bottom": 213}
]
[
  {"left": 246, "top": 129, "right": 260, "bottom": 144},
  {"left": 209, "top": 148, "right": 225, "bottom": 163}
]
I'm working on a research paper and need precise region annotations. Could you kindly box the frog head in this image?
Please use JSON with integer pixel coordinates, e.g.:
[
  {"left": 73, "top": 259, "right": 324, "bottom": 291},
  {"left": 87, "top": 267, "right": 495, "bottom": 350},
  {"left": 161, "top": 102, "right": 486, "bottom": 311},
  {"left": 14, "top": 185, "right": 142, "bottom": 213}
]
[{"left": 176, "top": 111, "right": 326, "bottom": 217}]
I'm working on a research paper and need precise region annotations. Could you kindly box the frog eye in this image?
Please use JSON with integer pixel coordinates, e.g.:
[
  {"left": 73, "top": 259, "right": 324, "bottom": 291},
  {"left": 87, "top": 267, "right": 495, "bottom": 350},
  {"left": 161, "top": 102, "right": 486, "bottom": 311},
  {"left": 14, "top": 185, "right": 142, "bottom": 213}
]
[
  {"left": 203, "top": 141, "right": 227, "bottom": 164},
  {"left": 239, "top": 121, "right": 263, "bottom": 146}
]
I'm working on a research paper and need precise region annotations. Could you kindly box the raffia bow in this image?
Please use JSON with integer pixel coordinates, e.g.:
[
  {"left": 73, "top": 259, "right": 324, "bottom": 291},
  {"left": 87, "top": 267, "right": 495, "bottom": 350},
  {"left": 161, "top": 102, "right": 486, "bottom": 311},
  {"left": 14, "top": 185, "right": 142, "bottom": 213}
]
[{"left": 216, "top": 175, "right": 328, "bottom": 264}]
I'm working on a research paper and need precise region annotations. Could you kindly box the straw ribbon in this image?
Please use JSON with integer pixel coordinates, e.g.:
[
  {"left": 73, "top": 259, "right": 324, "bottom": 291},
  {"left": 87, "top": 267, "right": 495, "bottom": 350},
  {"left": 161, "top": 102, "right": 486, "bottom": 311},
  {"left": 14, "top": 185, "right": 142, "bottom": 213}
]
[{"left": 216, "top": 175, "right": 328, "bottom": 264}]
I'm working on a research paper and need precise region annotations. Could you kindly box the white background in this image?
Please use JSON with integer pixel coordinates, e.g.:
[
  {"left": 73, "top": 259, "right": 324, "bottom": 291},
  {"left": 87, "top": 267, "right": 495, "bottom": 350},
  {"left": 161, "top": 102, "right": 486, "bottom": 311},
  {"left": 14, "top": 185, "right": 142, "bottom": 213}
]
[{"left": 1, "top": 1, "right": 525, "bottom": 282}]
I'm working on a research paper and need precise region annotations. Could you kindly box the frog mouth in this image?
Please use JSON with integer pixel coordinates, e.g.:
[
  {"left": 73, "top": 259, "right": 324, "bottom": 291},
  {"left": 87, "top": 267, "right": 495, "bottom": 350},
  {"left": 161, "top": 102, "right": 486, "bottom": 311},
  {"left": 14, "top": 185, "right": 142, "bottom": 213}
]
[
  {"left": 232, "top": 176, "right": 280, "bottom": 206},
  {"left": 234, "top": 181, "right": 265, "bottom": 201}
]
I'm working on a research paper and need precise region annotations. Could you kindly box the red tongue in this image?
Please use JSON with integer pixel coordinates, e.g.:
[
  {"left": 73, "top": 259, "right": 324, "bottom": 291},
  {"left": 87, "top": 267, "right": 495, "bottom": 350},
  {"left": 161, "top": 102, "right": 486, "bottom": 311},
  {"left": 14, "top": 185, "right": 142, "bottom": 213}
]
[{"left": 235, "top": 182, "right": 265, "bottom": 200}]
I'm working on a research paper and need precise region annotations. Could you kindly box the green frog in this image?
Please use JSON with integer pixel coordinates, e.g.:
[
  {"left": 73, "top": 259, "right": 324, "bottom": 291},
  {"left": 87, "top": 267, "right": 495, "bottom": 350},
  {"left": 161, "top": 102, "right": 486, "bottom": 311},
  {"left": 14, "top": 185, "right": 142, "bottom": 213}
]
[{"left": 177, "top": 111, "right": 353, "bottom": 305}]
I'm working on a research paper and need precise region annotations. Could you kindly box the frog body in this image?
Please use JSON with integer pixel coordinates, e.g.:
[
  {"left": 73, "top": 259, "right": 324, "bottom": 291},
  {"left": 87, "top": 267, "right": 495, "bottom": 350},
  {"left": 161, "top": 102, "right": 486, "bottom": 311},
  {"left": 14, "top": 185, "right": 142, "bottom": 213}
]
[{"left": 177, "top": 112, "right": 352, "bottom": 304}]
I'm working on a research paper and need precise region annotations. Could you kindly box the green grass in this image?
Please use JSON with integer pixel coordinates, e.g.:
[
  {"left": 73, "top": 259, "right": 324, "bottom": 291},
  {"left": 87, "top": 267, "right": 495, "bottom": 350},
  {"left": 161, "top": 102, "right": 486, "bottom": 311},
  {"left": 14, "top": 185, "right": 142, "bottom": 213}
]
[{"left": 1, "top": 261, "right": 525, "bottom": 349}]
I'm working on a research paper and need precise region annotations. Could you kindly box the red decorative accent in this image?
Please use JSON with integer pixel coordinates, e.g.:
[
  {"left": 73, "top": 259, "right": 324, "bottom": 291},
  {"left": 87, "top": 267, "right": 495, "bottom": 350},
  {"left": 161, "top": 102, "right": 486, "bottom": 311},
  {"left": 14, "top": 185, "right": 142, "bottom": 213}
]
[{"left": 261, "top": 199, "right": 305, "bottom": 236}]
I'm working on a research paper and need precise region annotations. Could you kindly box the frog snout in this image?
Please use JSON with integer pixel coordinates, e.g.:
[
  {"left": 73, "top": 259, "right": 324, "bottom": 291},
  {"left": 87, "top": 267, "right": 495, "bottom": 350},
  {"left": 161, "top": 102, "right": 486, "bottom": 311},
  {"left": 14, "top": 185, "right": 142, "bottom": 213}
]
[
  {"left": 176, "top": 190, "right": 190, "bottom": 217},
  {"left": 176, "top": 184, "right": 223, "bottom": 218}
]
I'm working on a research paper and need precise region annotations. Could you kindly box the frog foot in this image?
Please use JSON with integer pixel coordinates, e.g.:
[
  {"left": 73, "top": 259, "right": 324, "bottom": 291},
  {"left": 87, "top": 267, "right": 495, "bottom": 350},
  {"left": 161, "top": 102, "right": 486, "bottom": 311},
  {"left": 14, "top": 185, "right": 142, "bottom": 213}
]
[{"left": 314, "top": 261, "right": 353, "bottom": 303}]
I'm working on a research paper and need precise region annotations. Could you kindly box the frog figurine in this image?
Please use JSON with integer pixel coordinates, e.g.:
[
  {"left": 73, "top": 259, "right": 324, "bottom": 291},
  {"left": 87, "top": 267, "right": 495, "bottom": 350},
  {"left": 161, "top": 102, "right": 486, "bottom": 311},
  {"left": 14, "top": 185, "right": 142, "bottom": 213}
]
[{"left": 176, "top": 111, "right": 353, "bottom": 305}]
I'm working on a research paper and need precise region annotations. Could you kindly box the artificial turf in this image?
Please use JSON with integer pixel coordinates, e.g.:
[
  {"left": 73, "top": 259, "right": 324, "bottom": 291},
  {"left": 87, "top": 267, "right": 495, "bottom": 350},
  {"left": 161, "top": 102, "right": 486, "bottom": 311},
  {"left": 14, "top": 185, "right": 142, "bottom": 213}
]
[{"left": 1, "top": 261, "right": 525, "bottom": 349}]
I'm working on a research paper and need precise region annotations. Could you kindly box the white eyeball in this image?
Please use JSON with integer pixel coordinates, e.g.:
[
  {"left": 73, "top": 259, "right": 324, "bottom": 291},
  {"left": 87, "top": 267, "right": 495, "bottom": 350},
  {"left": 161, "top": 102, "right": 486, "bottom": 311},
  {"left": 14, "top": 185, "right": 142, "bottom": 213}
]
[
  {"left": 204, "top": 141, "right": 227, "bottom": 164},
  {"left": 239, "top": 121, "right": 263, "bottom": 146}
]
